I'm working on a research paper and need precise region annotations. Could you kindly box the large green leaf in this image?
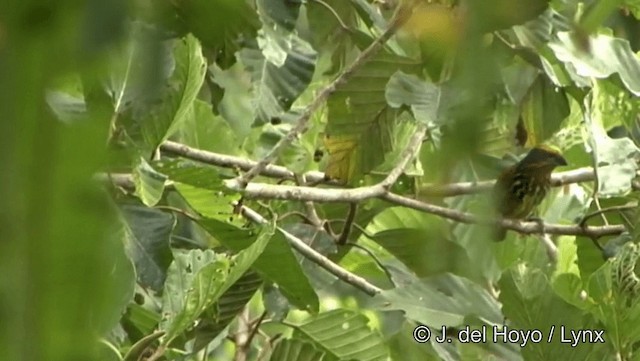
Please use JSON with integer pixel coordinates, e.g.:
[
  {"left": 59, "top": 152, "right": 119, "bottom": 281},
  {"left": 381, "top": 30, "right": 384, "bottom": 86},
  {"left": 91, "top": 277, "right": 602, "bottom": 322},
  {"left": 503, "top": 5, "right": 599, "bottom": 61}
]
[
  {"left": 191, "top": 271, "right": 263, "bottom": 351},
  {"left": 153, "top": 159, "right": 227, "bottom": 190},
  {"left": 238, "top": 11, "right": 316, "bottom": 125},
  {"left": 121, "top": 204, "right": 175, "bottom": 291},
  {"left": 499, "top": 267, "right": 608, "bottom": 360},
  {"left": 161, "top": 223, "right": 274, "bottom": 344},
  {"left": 269, "top": 339, "right": 326, "bottom": 361},
  {"left": 587, "top": 87, "right": 640, "bottom": 197},
  {"left": 385, "top": 71, "right": 444, "bottom": 126},
  {"left": 549, "top": 31, "right": 640, "bottom": 95},
  {"left": 177, "top": 99, "right": 242, "bottom": 156},
  {"left": 198, "top": 218, "right": 319, "bottom": 312},
  {"left": 291, "top": 309, "right": 390, "bottom": 361},
  {"left": 114, "top": 33, "right": 206, "bottom": 151},
  {"left": 132, "top": 157, "right": 167, "bottom": 207},
  {"left": 174, "top": 0, "right": 259, "bottom": 68},
  {"left": 520, "top": 75, "right": 570, "bottom": 146},
  {"left": 324, "top": 53, "right": 421, "bottom": 183},
  {"left": 363, "top": 207, "right": 477, "bottom": 279},
  {"left": 161, "top": 249, "right": 231, "bottom": 344},
  {"left": 373, "top": 274, "right": 502, "bottom": 328},
  {"left": 140, "top": 34, "right": 207, "bottom": 148}
]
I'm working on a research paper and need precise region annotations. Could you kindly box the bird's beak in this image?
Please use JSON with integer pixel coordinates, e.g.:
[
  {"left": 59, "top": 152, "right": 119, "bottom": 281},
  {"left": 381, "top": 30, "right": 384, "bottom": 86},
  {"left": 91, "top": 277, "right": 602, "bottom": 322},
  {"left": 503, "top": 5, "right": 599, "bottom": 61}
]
[{"left": 556, "top": 155, "right": 568, "bottom": 166}]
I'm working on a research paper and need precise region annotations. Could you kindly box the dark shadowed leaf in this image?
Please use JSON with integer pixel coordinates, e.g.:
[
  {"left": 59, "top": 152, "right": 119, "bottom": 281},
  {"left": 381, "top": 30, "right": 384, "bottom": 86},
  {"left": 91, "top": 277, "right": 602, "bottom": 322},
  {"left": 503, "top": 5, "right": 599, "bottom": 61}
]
[{"left": 121, "top": 204, "right": 175, "bottom": 291}]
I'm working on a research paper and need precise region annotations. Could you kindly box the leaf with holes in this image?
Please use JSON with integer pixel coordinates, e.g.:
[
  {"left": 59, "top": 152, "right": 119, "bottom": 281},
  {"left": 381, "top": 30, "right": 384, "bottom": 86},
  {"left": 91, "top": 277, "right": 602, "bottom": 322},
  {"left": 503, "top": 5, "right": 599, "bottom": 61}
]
[
  {"left": 291, "top": 309, "right": 389, "bottom": 361},
  {"left": 161, "top": 223, "right": 274, "bottom": 344}
]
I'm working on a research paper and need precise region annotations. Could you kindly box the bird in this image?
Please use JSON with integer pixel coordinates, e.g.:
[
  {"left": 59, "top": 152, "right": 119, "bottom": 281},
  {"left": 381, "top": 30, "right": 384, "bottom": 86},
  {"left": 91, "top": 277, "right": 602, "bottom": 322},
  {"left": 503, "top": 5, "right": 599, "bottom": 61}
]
[{"left": 492, "top": 145, "right": 567, "bottom": 240}]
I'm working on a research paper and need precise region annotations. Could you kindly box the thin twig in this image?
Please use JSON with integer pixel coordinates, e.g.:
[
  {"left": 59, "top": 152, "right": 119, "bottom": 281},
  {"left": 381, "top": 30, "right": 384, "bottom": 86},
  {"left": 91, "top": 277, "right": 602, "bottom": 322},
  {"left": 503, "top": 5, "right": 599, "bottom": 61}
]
[
  {"left": 244, "top": 311, "right": 267, "bottom": 352},
  {"left": 312, "top": 0, "right": 353, "bottom": 32},
  {"left": 238, "top": 204, "right": 382, "bottom": 296},
  {"left": 579, "top": 203, "right": 638, "bottom": 227},
  {"left": 146, "top": 344, "right": 167, "bottom": 361},
  {"left": 381, "top": 192, "right": 624, "bottom": 238},
  {"left": 160, "top": 141, "right": 334, "bottom": 185},
  {"left": 337, "top": 203, "right": 357, "bottom": 245},
  {"left": 234, "top": 308, "right": 250, "bottom": 361},
  {"left": 346, "top": 240, "right": 395, "bottom": 284},
  {"left": 296, "top": 174, "right": 325, "bottom": 230},
  {"left": 229, "top": 5, "right": 410, "bottom": 189},
  {"left": 154, "top": 205, "right": 200, "bottom": 222}
]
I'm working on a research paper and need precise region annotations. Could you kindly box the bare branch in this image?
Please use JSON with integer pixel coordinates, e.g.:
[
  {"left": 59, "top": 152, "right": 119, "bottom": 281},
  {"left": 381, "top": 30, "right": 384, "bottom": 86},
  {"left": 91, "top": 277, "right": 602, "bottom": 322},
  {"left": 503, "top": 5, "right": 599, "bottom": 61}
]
[
  {"left": 238, "top": 204, "right": 382, "bottom": 296},
  {"left": 579, "top": 202, "right": 638, "bottom": 227},
  {"left": 381, "top": 193, "right": 625, "bottom": 238},
  {"left": 337, "top": 203, "right": 357, "bottom": 245},
  {"left": 227, "top": 123, "right": 429, "bottom": 198},
  {"left": 160, "top": 141, "right": 333, "bottom": 185},
  {"left": 417, "top": 167, "right": 597, "bottom": 197},
  {"left": 158, "top": 141, "right": 607, "bottom": 197},
  {"left": 97, "top": 171, "right": 625, "bottom": 239},
  {"left": 380, "top": 124, "right": 427, "bottom": 189}
]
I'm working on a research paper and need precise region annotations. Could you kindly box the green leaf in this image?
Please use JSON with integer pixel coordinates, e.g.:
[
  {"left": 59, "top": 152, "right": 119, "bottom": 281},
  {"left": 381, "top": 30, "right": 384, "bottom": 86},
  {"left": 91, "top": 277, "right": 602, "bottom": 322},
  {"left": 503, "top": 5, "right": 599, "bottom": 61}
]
[
  {"left": 122, "top": 303, "right": 162, "bottom": 338},
  {"left": 520, "top": 75, "right": 570, "bottom": 146},
  {"left": 162, "top": 223, "right": 274, "bottom": 343},
  {"left": 121, "top": 204, "right": 175, "bottom": 291},
  {"left": 549, "top": 32, "right": 640, "bottom": 95},
  {"left": 257, "top": 0, "right": 301, "bottom": 32},
  {"left": 324, "top": 53, "right": 421, "bottom": 183},
  {"left": 153, "top": 159, "right": 226, "bottom": 190},
  {"left": 291, "top": 309, "right": 390, "bottom": 361},
  {"left": 190, "top": 271, "right": 263, "bottom": 351},
  {"left": 587, "top": 88, "right": 640, "bottom": 197},
  {"left": 499, "top": 267, "right": 607, "bottom": 360},
  {"left": 173, "top": 0, "right": 259, "bottom": 68},
  {"left": 140, "top": 34, "right": 207, "bottom": 148},
  {"left": 45, "top": 91, "right": 87, "bottom": 123},
  {"left": 238, "top": 29, "right": 316, "bottom": 125},
  {"left": 364, "top": 207, "right": 476, "bottom": 279},
  {"left": 269, "top": 339, "right": 326, "bottom": 361},
  {"left": 373, "top": 274, "right": 502, "bottom": 327},
  {"left": 385, "top": 71, "right": 443, "bottom": 126},
  {"left": 160, "top": 250, "right": 231, "bottom": 344},
  {"left": 587, "top": 243, "right": 640, "bottom": 354},
  {"left": 198, "top": 218, "right": 319, "bottom": 312},
  {"left": 551, "top": 236, "right": 590, "bottom": 309},
  {"left": 177, "top": 99, "right": 242, "bottom": 155},
  {"left": 133, "top": 157, "right": 167, "bottom": 207}
]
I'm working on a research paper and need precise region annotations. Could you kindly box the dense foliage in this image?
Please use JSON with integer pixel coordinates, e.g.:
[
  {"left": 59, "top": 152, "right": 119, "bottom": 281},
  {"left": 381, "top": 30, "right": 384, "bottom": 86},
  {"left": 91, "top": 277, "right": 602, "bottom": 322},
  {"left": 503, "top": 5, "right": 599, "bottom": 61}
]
[{"left": 4, "top": 0, "right": 640, "bottom": 360}]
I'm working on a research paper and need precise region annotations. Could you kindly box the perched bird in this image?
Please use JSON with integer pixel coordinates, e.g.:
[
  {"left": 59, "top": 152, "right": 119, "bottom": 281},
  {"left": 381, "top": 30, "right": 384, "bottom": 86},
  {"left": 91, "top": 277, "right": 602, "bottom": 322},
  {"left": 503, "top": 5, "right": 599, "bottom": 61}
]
[{"left": 492, "top": 145, "right": 567, "bottom": 240}]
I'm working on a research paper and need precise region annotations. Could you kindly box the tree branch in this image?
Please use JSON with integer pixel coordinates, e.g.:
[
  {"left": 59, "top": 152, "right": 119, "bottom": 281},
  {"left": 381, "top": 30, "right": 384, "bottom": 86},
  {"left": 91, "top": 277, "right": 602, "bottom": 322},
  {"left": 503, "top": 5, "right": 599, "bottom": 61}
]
[
  {"left": 160, "top": 141, "right": 334, "bottom": 185},
  {"left": 158, "top": 140, "right": 609, "bottom": 197},
  {"left": 237, "top": 204, "right": 382, "bottom": 296},
  {"left": 381, "top": 192, "right": 625, "bottom": 238},
  {"left": 228, "top": 5, "right": 410, "bottom": 189},
  {"left": 99, "top": 168, "right": 625, "bottom": 239},
  {"left": 417, "top": 167, "right": 598, "bottom": 197}
]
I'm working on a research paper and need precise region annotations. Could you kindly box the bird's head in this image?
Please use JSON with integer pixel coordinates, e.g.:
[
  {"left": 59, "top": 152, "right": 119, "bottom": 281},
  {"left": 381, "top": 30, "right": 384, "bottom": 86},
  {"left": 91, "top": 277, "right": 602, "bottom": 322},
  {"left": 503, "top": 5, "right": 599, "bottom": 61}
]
[{"left": 518, "top": 145, "right": 567, "bottom": 172}]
